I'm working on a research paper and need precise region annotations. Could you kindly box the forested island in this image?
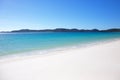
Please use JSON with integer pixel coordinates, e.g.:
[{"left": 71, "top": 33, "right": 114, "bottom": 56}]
[{"left": 1, "top": 28, "right": 120, "bottom": 33}]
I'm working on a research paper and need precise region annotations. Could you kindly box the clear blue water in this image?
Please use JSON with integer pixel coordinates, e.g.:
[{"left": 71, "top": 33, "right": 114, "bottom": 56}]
[{"left": 0, "top": 32, "right": 120, "bottom": 56}]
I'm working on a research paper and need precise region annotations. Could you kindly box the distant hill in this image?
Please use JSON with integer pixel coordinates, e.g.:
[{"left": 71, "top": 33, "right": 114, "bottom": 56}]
[
  {"left": 1, "top": 28, "right": 120, "bottom": 33},
  {"left": 11, "top": 28, "right": 100, "bottom": 32},
  {"left": 100, "top": 28, "right": 120, "bottom": 32}
]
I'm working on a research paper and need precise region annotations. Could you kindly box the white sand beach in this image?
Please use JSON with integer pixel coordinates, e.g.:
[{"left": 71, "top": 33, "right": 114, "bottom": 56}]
[{"left": 0, "top": 40, "right": 120, "bottom": 80}]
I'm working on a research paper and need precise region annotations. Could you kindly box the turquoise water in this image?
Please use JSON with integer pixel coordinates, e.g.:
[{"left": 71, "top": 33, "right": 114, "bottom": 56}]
[{"left": 0, "top": 32, "right": 120, "bottom": 56}]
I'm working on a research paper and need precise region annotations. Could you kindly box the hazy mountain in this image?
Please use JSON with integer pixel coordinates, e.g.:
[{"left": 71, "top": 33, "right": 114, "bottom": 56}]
[{"left": 1, "top": 28, "right": 120, "bottom": 33}]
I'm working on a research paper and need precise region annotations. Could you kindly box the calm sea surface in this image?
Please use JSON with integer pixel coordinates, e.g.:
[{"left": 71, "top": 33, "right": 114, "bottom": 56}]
[{"left": 0, "top": 32, "right": 120, "bottom": 56}]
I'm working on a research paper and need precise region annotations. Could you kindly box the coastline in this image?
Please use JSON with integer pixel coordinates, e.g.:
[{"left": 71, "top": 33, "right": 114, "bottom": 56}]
[
  {"left": 0, "top": 39, "right": 120, "bottom": 80},
  {"left": 0, "top": 38, "right": 120, "bottom": 62}
]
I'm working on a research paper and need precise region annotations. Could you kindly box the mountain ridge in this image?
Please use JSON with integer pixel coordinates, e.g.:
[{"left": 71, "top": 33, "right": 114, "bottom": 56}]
[{"left": 1, "top": 28, "right": 120, "bottom": 33}]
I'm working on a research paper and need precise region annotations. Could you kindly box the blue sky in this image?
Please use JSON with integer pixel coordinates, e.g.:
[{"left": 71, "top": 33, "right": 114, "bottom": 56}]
[{"left": 0, "top": 0, "right": 120, "bottom": 31}]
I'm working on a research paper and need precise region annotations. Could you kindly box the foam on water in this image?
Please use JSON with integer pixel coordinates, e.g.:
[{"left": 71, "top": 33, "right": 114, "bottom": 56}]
[{"left": 0, "top": 32, "right": 120, "bottom": 57}]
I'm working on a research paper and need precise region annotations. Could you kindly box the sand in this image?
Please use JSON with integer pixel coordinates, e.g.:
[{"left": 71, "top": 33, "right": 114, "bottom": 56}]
[{"left": 0, "top": 40, "right": 120, "bottom": 80}]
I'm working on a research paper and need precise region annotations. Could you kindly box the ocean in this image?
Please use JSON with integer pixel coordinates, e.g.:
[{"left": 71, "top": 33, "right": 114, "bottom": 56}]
[{"left": 0, "top": 32, "right": 120, "bottom": 56}]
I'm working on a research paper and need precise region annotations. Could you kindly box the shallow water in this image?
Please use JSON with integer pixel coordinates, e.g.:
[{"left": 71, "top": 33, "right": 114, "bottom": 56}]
[{"left": 0, "top": 32, "right": 120, "bottom": 56}]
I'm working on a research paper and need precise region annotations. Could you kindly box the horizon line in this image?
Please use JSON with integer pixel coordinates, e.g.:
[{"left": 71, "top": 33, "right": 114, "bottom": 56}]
[{"left": 0, "top": 28, "right": 120, "bottom": 32}]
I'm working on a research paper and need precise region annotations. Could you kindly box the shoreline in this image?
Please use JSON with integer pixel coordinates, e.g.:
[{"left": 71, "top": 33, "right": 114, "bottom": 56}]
[
  {"left": 0, "top": 38, "right": 120, "bottom": 63},
  {"left": 0, "top": 39, "right": 120, "bottom": 80}
]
